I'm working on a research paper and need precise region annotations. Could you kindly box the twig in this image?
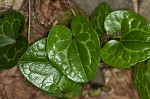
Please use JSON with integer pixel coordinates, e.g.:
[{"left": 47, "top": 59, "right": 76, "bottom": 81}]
[
  {"left": 28, "top": 0, "right": 31, "bottom": 43},
  {"left": 67, "top": 0, "right": 76, "bottom": 16},
  {"left": 132, "top": 0, "right": 139, "bottom": 13}
]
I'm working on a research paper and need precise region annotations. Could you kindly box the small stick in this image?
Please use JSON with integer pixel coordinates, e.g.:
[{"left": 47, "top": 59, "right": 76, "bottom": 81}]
[
  {"left": 67, "top": 0, "right": 76, "bottom": 16},
  {"left": 132, "top": 0, "right": 139, "bottom": 13},
  {"left": 28, "top": 0, "right": 31, "bottom": 43}
]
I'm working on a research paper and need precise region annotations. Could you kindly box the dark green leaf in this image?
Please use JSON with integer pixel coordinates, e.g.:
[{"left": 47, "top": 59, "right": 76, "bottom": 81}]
[
  {"left": 134, "top": 60, "right": 150, "bottom": 99},
  {"left": 0, "top": 11, "right": 25, "bottom": 47},
  {"left": 47, "top": 16, "right": 100, "bottom": 83},
  {"left": 0, "top": 11, "right": 27, "bottom": 69},
  {"left": 101, "top": 10, "right": 150, "bottom": 68},
  {"left": 0, "top": 37, "right": 28, "bottom": 69},
  {"left": 19, "top": 38, "right": 75, "bottom": 93},
  {"left": 91, "top": 2, "right": 111, "bottom": 36}
]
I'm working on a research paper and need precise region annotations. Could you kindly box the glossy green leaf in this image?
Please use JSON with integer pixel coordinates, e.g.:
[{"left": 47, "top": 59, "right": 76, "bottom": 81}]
[
  {"left": 0, "top": 11, "right": 27, "bottom": 69},
  {"left": 19, "top": 38, "right": 75, "bottom": 93},
  {"left": 91, "top": 2, "right": 111, "bottom": 36},
  {"left": 104, "top": 10, "right": 146, "bottom": 34},
  {"left": 47, "top": 16, "right": 100, "bottom": 83},
  {"left": 101, "top": 10, "right": 150, "bottom": 68},
  {"left": 134, "top": 60, "right": 150, "bottom": 99}
]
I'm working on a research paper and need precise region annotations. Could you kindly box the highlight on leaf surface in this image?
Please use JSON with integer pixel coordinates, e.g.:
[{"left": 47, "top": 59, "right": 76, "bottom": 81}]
[
  {"left": 134, "top": 60, "right": 150, "bottom": 99},
  {"left": 101, "top": 10, "right": 150, "bottom": 68},
  {"left": 47, "top": 16, "right": 100, "bottom": 83},
  {"left": 0, "top": 11, "right": 28, "bottom": 69},
  {"left": 19, "top": 38, "right": 76, "bottom": 94}
]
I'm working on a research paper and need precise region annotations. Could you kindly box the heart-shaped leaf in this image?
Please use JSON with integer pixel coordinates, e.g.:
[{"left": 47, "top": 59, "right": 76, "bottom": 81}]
[
  {"left": 91, "top": 2, "right": 111, "bottom": 36},
  {"left": 47, "top": 16, "right": 100, "bottom": 83},
  {"left": 0, "top": 11, "right": 28, "bottom": 69},
  {"left": 134, "top": 60, "right": 150, "bottom": 99},
  {"left": 101, "top": 10, "right": 150, "bottom": 68},
  {"left": 19, "top": 38, "right": 75, "bottom": 93}
]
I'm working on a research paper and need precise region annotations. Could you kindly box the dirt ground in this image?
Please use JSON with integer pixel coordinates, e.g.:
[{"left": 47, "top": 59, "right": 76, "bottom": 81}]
[{"left": 0, "top": 0, "right": 150, "bottom": 99}]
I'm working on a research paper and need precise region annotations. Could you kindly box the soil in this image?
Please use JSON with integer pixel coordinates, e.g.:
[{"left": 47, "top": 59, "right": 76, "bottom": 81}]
[{"left": 0, "top": 0, "right": 150, "bottom": 99}]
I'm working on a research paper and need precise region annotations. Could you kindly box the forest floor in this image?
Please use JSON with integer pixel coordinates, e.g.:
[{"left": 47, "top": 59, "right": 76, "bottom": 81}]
[{"left": 0, "top": 0, "right": 150, "bottom": 99}]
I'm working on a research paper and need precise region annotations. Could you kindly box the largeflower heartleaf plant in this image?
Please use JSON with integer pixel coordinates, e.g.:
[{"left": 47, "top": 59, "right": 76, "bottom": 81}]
[
  {"left": 1, "top": 2, "right": 150, "bottom": 99},
  {"left": 91, "top": 2, "right": 150, "bottom": 99},
  {"left": 19, "top": 15, "right": 100, "bottom": 94}
]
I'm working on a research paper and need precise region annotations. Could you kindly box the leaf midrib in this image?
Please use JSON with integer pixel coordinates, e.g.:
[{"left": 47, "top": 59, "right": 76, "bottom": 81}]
[
  {"left": 73, "top": 40, "right": 88, "bottom": 81},
  {"left": 119, "top": 42, "right": 150, "bottom": 52}
]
